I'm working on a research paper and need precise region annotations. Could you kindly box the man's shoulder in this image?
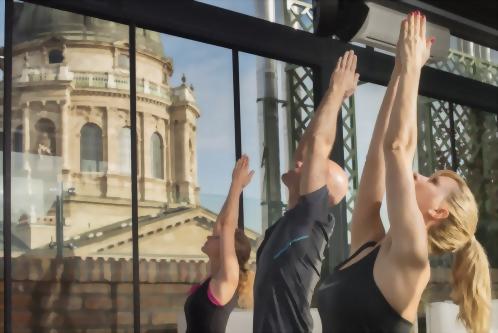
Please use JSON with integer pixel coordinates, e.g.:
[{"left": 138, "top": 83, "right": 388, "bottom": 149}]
[{"left": 299, "top": 185, "right": 329, "bottom": 204}]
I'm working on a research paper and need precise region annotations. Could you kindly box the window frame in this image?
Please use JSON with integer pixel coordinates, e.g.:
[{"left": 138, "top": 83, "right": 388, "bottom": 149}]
[{"left": 2, "top": 1, "right": 497, "bottom": 333}]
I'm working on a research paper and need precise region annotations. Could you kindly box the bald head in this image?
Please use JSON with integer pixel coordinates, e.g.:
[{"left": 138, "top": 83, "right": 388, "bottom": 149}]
[
  {"left": 325, "top": 161, "right": 349, "bottom": 205},
  {"left": 282, "top": 160, "right": 349, "bottom": 207}
]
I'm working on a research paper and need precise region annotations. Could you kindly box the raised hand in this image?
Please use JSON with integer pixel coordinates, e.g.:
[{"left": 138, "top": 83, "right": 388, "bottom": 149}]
[
  {"left": 330, "top": 50, "right": 360, "bottom": 99},
  {"left": 397, "top": 11, "right": 434, "bottom": 71},
  {"left": 232, "top": 155, "right": 254, "bottom": 189}
]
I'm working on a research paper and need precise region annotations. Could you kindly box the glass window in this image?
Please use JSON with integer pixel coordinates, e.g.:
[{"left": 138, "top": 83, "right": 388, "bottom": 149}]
[
  {"left": 13, "top": 125, "right": 23, "bottom": 153},
  {"left": 118, "top": 53, "right": 130, "bottom": 69},
  {"left": 197, "top": 0, "right": 314, "bottom": 32},
  {"left": 353, "top": 83, "right": 425, "bottom": 240},
  {"left": 48, "top": 48, "right": 63, "bottom": 63},
  {"left": 34, "top": 118, "right": 56, "bottom": 155},
  {"left": 430, "top": 36, "right": 498, "bottom": 87},
  {"left": 135, "top": 31, "right": 236, "bottom": 331},
  {"left": 196, "top": 0, "right": 288, "bottom": 27},
  {"left": 7, "top": 3, "right": 133, "bottom": 332},
  {"left": 239, "top": 53, "right": 295, "bottom": 234},
  {"left": 353, "top": 83, "right": 389, "bottom": 233},
  {"left": 80, "top": 122, "right": 104, "bottom": 172},
  {"left": 119, "top": 126, "right": 131, "bottom": 174},
  {"left": 151, "top": 132, "right": 164, "bottom": 179}
]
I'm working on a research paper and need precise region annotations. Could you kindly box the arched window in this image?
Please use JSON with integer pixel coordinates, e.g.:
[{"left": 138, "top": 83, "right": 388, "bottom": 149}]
[
  {"left": 119, "top": 127, "right": 131, "bottom": 174},
  {"left": 13, "top": 125, "right": 23, "bottom": 153},
  {"left": 35, "top": 118, "right": 56, "bottom": 155},
  {"left": 13, "top": 126, "right": 24, "bottom": 169},
  {"left": 48, "top": 49, "right": 64, "bottom": 64},
  {"left": 151, "top": 132, "right": 164, "bottom": 179},
  {"left": 80, "top": 123, "right": 103, "bottom": 172},
  {"left": 118, "top": 53, "right": 129, "bottom": 69}
]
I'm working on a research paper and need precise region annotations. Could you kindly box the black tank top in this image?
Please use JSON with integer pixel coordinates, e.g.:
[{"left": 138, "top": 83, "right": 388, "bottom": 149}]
[
  {"left": 317, "top": 241, "right": 413, "bottom": 333},
  {"left": 184, "top": 278, "right": 238, "bottom": 333}
]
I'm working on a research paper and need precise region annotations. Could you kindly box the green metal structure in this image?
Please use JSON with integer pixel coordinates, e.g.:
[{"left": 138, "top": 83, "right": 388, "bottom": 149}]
[{"left": 418, "top": 47, "right": 498, "bottom": 267}]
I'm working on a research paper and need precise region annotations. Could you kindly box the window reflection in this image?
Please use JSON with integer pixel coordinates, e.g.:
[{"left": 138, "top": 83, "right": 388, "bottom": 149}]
[
  {"left": 80, "top": 123, "right": 104, "bottom": 172},
  {"left": 5, "top": 2, "right": 134, "bottom": 332}
]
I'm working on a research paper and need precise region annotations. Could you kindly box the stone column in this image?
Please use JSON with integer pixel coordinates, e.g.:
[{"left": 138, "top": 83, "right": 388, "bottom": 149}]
[
  {"left": 106, "top": 107, "right": 119, "bottom": 174},
  {"left": 22, "top": 104, "right": 31, "bottom": 156},
  {"left": 139, "top": 112, "right": 146, "bottom": 201},
  {"left": 60, "top": 100, "right": 70, "bottom": 171},
  {"left": 164, "top": 119, "right": 171, "bottom": 202},
  {"left": 189, "top": 125, "right": 199, "bottom": 205},
  {"left": 175, "top": 119, "right": 188, "bottom": 183}
]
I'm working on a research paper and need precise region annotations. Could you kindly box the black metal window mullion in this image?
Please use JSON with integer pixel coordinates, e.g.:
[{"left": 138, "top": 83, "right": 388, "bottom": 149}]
[
  {"left": 128, "top": 24, "right": 141, "bottom": 333},
  {"left": 232, "top": 50, "right": 244, "bottom": 230},
  {"left": 3, "top": 0, "right": 14, "bottom": 331}
]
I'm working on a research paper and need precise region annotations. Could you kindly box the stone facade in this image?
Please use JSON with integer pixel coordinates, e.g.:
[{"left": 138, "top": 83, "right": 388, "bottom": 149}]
[{"left": 0, "top": 4, "right": 202, "bottom": 252}]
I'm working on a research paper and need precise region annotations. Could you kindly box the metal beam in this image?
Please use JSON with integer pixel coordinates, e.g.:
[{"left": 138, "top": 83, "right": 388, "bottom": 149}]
[
  {"left": 231, "top": 50, "right": 245, "bottom": 230},
  {"left": 23, "top": 0, "right": 498, "bottom": 113},
  {"left": 129, "top": 24, "right": 140, "bottom": 333},
  {"left": 24, "top": 0, "right": 498, "bottom": 114}
]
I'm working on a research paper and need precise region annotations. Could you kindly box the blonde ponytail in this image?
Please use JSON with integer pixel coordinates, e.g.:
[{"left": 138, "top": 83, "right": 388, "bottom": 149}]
[
  {"left": 426, "top": 170, "right": 492, "bottom": 333},
  {"left": 237, "top": 267, "right": 255, "bottom": 309},
  {"left": 451, "top": 237, "right": 491, "bottom": 333}
]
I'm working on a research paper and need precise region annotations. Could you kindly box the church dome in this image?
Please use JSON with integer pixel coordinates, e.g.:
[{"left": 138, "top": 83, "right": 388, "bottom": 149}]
[{"left": 13, "top": 2, "right": 166, "bottom": 57}]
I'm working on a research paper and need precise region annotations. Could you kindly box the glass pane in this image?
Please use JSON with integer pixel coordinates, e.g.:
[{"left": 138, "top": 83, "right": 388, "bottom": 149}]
[
  {"left": 352, "top": 82, "right": 427, "bottom": 240},
  {"left": 8, "top": 3, "right": 132, "bottom": 332},
  {"left": 119, "top": 127, "right": 131, "bottom": 174},
  {"left": 196, "top": 0, "right": 288, "bottom": 27},
  {"left": 136, "top": 32, "right": 238, "bottom": 331},
  {"left": 353, "top": 83, "right": 390, "bottom": 236},
  {"left": 239, "top": 53, "right": 297, "bottom": 235},
  {"left": 197, "top": 0, "right": 315, "bottom": 33},
  {"left": 417, "top": 97, "right": 498, "bottom": 268},
  {"left": 416, "top": 97, "right": 498, "bottom": 326},
  {"left": 430, "top": 36, "right": 498, "bottom": 87},
  {"left": 151, "top": 132, "right": 163, "bottom": 179}
]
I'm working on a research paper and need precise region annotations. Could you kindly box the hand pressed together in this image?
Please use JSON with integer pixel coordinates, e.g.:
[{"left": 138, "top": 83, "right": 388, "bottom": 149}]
[
  {"left": 329, "top": 50, "right": 360, "bottom": 99},
  {"left": 397, "top": 11, "right": 434, "bottom": 71}
]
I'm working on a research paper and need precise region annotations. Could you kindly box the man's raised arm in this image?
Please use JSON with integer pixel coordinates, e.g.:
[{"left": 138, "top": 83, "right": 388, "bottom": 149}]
[{"left": 299, "top": 50, "right": 359, "bottom": 195}]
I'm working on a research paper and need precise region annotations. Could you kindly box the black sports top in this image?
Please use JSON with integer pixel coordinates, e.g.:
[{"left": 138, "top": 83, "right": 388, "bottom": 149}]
[
  {"left": 184, "top": 278, "right": 238, "bottom": 333},
  {"left": 253, "top": 186, "right": 335, "bottom": 333},
  {"left": 317, "top": 241, "right": 413, "bottom": 333}
]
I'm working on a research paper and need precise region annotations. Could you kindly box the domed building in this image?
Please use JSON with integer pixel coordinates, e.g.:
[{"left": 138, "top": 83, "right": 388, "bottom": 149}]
[{"left": 0, "top": 3, "right": 260, "bottom": 259}]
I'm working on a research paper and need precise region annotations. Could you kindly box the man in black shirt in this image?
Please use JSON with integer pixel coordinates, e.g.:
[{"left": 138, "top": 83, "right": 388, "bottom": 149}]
[{"left": 253, "top": 50, "right": 359, "bottom": 333}]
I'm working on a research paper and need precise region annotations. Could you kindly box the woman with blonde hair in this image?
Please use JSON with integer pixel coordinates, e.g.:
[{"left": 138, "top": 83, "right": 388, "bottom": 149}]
[
  {"left": 184, "top": 155, "right": 254, "bottom": 333},
  {"left": 317, "top": 11, "right": 491, "bottom": 333}
]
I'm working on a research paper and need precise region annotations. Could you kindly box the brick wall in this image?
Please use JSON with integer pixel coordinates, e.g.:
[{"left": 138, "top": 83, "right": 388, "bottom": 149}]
[
  {"left": 0, "top": 257, "right": 211, "bottom": 333},
  {"left": 0, "top": 257, "right": 496, "bottom": 333}
]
